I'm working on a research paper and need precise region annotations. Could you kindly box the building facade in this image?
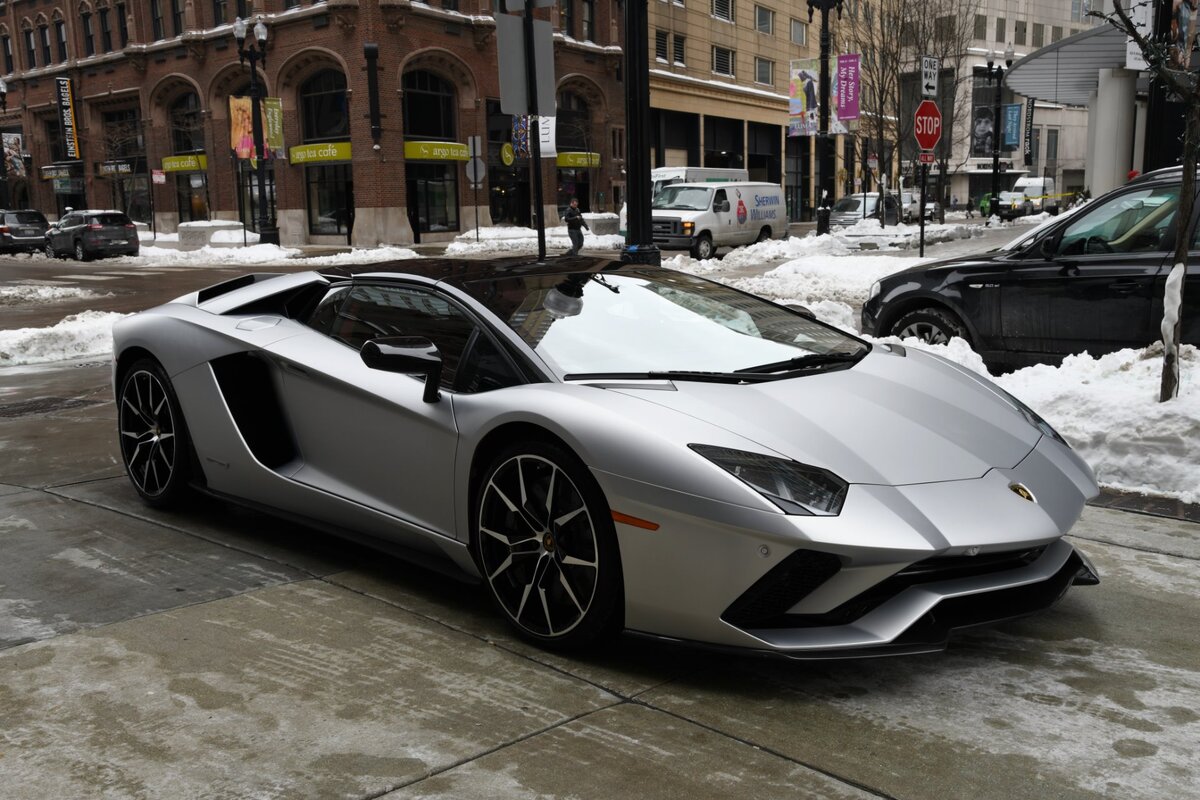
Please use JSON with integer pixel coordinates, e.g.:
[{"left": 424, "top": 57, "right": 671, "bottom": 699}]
[{"left": 0, "top": 0, "right": 627, "bottom": 245}]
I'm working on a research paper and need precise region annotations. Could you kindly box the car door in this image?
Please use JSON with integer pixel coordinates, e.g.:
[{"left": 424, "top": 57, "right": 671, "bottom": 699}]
[
  {"left": 265, "top": 282, "right": 478, "bottom": 541},
  {"left": 997, "top": 183, "right": 1179, "bottom": 358},
  {"left": 711, "top": 188, "right": 734, "bottom": 240},
  {"left": 50, "top": 214, "right": 76, "bottom": 253}
]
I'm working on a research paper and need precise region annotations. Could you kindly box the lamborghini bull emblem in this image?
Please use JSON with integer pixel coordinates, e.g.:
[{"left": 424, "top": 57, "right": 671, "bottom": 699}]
[{"left": 1009, "top": 483, "right": 1036, "bottom": 503}]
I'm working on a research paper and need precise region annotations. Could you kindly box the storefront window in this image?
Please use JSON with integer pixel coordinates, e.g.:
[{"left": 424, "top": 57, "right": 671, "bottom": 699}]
[
  {"left": 102, "top": 108, "right": 150, "bottom": 223},
  {"left": 306, "top": 164, "right": 352, "bottom": 235},
  {"left": 403, "top": 70, "right": 459, "bottom": 240},
  {"left": 300, "top": 70, "right": 353, "bottom": 237},
  {"left": 407, "top": 163, "right": 459, "bottom": 234},
  {"left": 237, "top": 160, "right": 276, "bottom": 234},
  {"left": 170, "top": 92, "right": 208, "bottom": 222},
  {"left": 556, "top": 91, "right": 592, "bottom": 212}
]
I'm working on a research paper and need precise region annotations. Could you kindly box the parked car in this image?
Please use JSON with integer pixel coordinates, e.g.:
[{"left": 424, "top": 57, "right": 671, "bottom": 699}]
[
  {"left": 651, "top": 181, "right": 786, "bottom": 259},
  {"left": 901, "top": 192, "right": 940, "bottom": 223},
  {"left": 113, "top": 257, "right": 1099, "bottom": 657},
  {"left": 45, "top": 209, "right": 139, "bottom": 260},
  {"left": 829, "top": 193, "right": 901, "bottom": 227},
  {"left": 0, "top": 209, "right": 50, "bottom": 254},
  {"left": 862, "top": 166, "right": 1198, "bottom": 371}
]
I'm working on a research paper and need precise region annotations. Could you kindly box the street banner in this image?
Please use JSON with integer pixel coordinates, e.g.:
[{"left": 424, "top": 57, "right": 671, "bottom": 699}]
[
  {"left": 789, "top": 58, "right": 850, "bottom": 136},
  {"left": 537, "top": 114, "right": 556, "bottom": 157},
  {"left": 836, "top": 54, "right": 860, "bottom": 121},
  {"left": 970, "top": 105, "right": 995, "bottom": 157},
  {"left": 229, "top": 97, "right": 284, "bottom": 160},
  {"left": 1003, "top": 103, "right": 1022, "bottom": 148},
  {"left": 55, "top": 77, "right": 81, "bottom": 160},
  {"left": 2, "top": 133, "right": 25, "bottom": 178},
  {"left": 264, "top": 98, "right": 284, "bottom": 156},
  {"left": 1023, "top": 97, "right": 1036, "bottom": 159},
  {"left": 512, "top": 115, "right": 531, "bottom": 157}
]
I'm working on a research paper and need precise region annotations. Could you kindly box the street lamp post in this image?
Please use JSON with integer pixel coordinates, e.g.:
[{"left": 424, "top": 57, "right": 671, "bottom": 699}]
[
  {"left": 0, "top": 78, "right": 9, "bottom": 209},
  {"left": 233, "top": 16, "right": 279, "bottom": 245},
  {"left": 808, "top": 0, "right": 842, "bottom": 235},
  {"left": 982, "top": 46, "right": 1014, "bottom": 222}
]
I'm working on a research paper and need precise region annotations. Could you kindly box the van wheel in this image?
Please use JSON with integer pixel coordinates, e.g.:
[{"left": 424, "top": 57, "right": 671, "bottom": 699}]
[
  {"left": 755, "top": 227, "right": 771, "bottom": 243},
  {"left": 890, "top": 307, "right": 970, "bottom": 347},
  {"left": 691, "top": 234, "right": 715, "bottom": 260}
]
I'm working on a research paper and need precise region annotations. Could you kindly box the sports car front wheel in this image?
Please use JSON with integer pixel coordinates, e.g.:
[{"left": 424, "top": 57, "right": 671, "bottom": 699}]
[
  {"left": 475, "top": 441, "right": 622, "bottom": 648},
  {"left": 118, "top": 359, "right": 193, "bottom": 508}
]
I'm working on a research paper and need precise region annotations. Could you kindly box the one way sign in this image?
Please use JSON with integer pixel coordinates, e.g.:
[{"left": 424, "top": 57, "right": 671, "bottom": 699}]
[{"left": 921, "top": 55, "right": 940, "bottom": 99}]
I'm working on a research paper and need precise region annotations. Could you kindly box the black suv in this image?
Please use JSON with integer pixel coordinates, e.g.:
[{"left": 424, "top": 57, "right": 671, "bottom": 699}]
[
  {"left": 861, "top": 167, "right": 1198, "bottom": 370},
  {"left": 45, "top": 209, "right": 140, "bottom": 260},
  {"left": 0, "top": 209, "right": 50, "bottom": 254}
]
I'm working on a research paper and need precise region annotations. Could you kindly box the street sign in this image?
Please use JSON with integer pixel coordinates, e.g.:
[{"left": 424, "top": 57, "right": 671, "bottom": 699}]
[
  {"left": 465, "top": 157, "right": 486, "bottom": 185},
  {"left": 918, "top": 151, "right": 936, "bottom": 165},
  {"left": 151, "top": 169, "right": 166, "bottom": 185},
  {"left": 867, "top": 153, "right": 878, "bottom": 171},
  {"left": 921, "top": 56, "right": 940, "bottom": 99},
  {"left": 495, "top": 11, "right": 556, "bottom": 116},
  {"left": 914, "top": 100, "right": 942, "bottom": 150}
]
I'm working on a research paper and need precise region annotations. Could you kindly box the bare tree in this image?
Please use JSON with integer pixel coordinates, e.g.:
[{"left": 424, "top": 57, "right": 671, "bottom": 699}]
[
  {"left": 844, "top": 0, "right": 909, "bottom": 184},
  {"left": 1093, "top": 0, "right": 1198, "bottom": 400}
]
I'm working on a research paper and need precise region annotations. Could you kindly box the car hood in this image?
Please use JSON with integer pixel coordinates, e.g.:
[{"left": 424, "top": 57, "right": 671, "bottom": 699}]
[{"left": 609, "top": 348, "right": 1039, "bottom": 485}]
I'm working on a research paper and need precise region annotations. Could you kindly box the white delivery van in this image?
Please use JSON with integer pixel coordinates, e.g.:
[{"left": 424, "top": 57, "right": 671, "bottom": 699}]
[
  {"left": 1001, "top": 176, "right": 1059, "bottom": 218},
  {"left": 650, "top": 181, "right": 786, "bottom": 259},
  {"left": 619, "top": 167, "right": 749, "bottom": 235}
]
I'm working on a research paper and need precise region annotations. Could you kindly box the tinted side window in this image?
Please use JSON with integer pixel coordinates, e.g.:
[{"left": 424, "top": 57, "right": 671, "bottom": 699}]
[
  {"left": 1057, "top": 185, "right": 1180, "bottom": 255},
  {"left": 455, "top": 331, "right": 522, "bottom": 394},
  {"left": 315, "top": 284, "right": 476, "bottom": 388},
  {"left": 305, "top": 285, "right": 353, "bottom": 337}
]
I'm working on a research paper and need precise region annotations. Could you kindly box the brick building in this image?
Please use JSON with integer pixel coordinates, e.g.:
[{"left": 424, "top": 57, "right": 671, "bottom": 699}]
[{"left": 0, "top": 0, "right": 626, "bottom": 246}]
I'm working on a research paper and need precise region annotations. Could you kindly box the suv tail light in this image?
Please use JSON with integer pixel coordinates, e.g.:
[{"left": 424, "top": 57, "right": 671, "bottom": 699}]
[
  {"left": 87, "top": 224, "right": 104, "bottom": 230},
  {"left": 0, "top": 226, "right": 8, "bottom": 234},
  {"left": 124, "top": 223, "right": 136, "bottom": 229}
]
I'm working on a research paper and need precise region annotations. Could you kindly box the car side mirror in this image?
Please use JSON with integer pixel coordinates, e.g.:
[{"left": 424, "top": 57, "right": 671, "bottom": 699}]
[
  {"left": 361, "top": 336, "right": 443, "bottom": 403},
  {"left": 1039, "top": 237, "right": 1056, "bottom": 259},
  {"left": 785, "top": 303, "right": 816, "bottom": 320}
]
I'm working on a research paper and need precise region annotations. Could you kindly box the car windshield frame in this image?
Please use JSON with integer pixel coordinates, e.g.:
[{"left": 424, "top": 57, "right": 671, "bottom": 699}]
[{"left": 460, "top": 267, "right": 870, "bottom": 381}]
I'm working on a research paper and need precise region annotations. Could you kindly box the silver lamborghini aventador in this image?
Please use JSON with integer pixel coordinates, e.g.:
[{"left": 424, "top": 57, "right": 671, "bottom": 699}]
[{"left": 113, "top": 257, "right": 1099, "bottom": 657}]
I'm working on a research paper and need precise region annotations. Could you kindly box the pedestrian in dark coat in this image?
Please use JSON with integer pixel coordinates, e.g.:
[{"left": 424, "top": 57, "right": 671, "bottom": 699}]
[{"left": 563, "top": 198, "right": 589, "bottom": 256}]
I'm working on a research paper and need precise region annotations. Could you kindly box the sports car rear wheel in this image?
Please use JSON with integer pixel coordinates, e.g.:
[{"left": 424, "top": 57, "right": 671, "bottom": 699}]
[
  {"left": 891, "top": 307, "right": 970, "bottom": 347},
  {"left": 475, "top": 441, "right": 621, "bottom": 648},
  {"left": 118, "top": 359, "right": 193, "bottom": 508}
]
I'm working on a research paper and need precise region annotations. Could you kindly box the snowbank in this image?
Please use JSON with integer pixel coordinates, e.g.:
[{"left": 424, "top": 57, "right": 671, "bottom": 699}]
[
  {"left": 0, "top": 311, "right": 129, "bottom": 366},
  {"left": 445, "top": 225, "right": 624, "bottom": 256},
  {"left": 0, "top": 286, "right": 110, "bottom": 306}
]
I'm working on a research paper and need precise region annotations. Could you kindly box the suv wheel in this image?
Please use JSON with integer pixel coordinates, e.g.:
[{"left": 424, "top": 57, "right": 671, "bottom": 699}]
[
  {"left": 890, "top": 307, "right": 970, "bottom": 346},
  {"left": 74, "top": 241, "right": 89, "bottom": 262}
]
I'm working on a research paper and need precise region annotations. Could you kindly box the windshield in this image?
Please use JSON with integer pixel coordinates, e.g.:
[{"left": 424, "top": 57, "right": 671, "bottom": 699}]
[
  {"left": 832, "top": 196, "right": 875, "bottom": 213},
  {"left": 462, "top": 268, "right": 868, "bottom": 377},
  {"left": 652, "top": 186, "right": 712, "bottom": 210}
]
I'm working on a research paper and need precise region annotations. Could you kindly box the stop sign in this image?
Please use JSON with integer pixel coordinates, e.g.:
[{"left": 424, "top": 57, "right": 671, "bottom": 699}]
[{"left": 914, "top": 100, "right": 942, "bottom": 151}]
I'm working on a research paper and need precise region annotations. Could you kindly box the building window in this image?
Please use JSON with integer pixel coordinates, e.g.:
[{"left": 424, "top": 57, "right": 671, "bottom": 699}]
[
  {"left": 655, "top": 29, "right": 668, "bottom": 61},
  {"left": 754, "top": 57, "right": 773, "bottom": 85},
  {"left": 3, "top": 35, "right": 14, "bottom": 73},
  {"left": 1032, "top": 22, "right": 1044, "bottom": 47},
  {"left": 116, "top": 3, "right": 128, "bottom": 46},
  {"left": 407, "top": 162, "right": 459, "bottom": 235},
  {"left": 790, "top": 18, "right": 806, "bottom": 45},
  {"left": 712, "top": 45, "right": 734, "bottom": 76},
  {"left": 100, "top": 9, "right": 113, "bottom": 52},
  {"left": 1014, "top": 20, "right": 1026, "bottom": 46},
  {"left": 171, "top": 93, "right": 209, "bottom": 223},
  {"left": 39, "top": 24, "right": 51, "bottom": 66},
  {"left": 1046, "top": 127, "right": 1059, "bottom": 163},
  {"left": 443, "top": 0, "right": 460, "bottom": 10},
  {"left": 1051, "top": 25, "right": 1063, "bottom": 42},
  {"left": 151, "top": 0, "right": 165, "bottom": 40},
  {"left": 611, "top": 126, "right": 625, "bottom": 160},
  {"left": 23, "top": 28, "right": 35, "bottom": 68},
  {"left": 1071, "top": 0, "right": 1088, "bottom": 23},
  {"left": 284, "top": 0, "right": 300, "bottom": 8},
  {"left": 55, "top": 20, "right": 68, "bottom": 61},
  {"left": 171, "top": 0, "right": 184, "bottom": 36},
  {"left": 995, "top": 17, "right": 1006, "bottom": 42},
  {"left": 673, "top": 34, "right": 685, "bottom": 64},
  {"left": 936, "top": 15, "right": 954, "bottom": 42},
  {"left": 755, "top": 5, "right": 773, "bottom": 34},
  {"left": 561, "top": 0, "right": 575, "bottom": 37},
  {"left": 973, "top": 14, "right": 986, "bottom": 40},
  {"left": 403, "top": 70, "right": 456, "bottom": 140},
  {"left": 306, "top": 164, "right": 353, "bottom": 236},
  {"left": 82, "top": 13, "right": 95, "bottom": 56},
  {"left": 581, "top": 0, "right": 594, "bottom": 41},
  {"left": 1029, "top": 127, "right": 1040, "bottom": 166},
  {"left": 213, "top": 0, "right": 228, "bottom": 24},
  {"left": 301, "top": 69, "right": 350, "bottom": 141},
  {"left": 712, "top": 0, "right": 733, "bottom": 23}
]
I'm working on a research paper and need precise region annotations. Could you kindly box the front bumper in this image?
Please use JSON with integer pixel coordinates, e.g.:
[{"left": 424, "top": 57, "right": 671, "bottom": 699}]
[{"left": 652, "top": 234, "right": 695, "bottom": 250}]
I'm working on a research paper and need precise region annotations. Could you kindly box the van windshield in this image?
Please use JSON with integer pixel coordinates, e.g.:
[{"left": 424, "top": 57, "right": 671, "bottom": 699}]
[{"left": 652, "top": 186, "right": 712, "bottom": 210}]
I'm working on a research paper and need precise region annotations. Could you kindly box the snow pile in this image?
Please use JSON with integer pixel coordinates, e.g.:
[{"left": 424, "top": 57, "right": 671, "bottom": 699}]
[
  {"left": 444, "top": 225, "right": 625, "bottom": 255},
  {"left": 664, "top": 231, "right": 855, "bottom": 273},
  {"left": 295, "top": 247, "right": 421, "bottom": 266},
  {"left": 133, "top": 244, "right": 303, "bottom": 264},
  {"left": 0, "top": 311, "right": 128, "bottom": 366},
  {"left": 831, "top": 217, "right": 981, "bottom": 250},
  {"left": 0, "top": 286, "right": 110, "bottom": 307}
]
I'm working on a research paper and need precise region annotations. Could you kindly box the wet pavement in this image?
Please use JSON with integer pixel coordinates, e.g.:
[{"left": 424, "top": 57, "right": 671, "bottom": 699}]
[{"left": 0, "top": 253, "right": 1197, "bottom": 798}]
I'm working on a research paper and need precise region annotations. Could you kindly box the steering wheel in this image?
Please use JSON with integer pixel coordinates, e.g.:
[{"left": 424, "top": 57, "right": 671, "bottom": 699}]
[{"left": 1085, "top": 236, "right": 1114, "bottom": 254}]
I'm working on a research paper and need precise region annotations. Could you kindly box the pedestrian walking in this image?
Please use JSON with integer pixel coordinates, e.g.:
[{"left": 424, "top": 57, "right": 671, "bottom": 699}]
[
  {"left": 952, "top": 194, "right": 959, "bottom": 211},
  {"left": 965, "top": 195, "right": 974, "bottom": 218},
  {"left": 562, "top": 197, "right": 589, "bottom": 256}
]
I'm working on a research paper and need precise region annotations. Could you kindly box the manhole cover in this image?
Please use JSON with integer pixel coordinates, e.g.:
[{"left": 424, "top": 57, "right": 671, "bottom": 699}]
[{"left": 0, "top": 396, "right": 105, "bottom": 418}]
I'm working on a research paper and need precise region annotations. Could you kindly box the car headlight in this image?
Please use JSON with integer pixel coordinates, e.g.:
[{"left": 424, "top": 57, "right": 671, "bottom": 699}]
[
  {"left": 867, "top": 280, "right": 881, "bottom": 303},
  {"left": 689, "top": 445, "right": 848, "bottom": 516},
  {"left": 682, "top": 221, "right": 694, "bottom": 235}
]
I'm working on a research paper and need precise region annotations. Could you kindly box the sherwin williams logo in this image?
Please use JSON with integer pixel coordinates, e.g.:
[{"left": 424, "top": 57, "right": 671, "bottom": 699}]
[{"left": 735, "top": 189, "right": 747, "bottom": 223}]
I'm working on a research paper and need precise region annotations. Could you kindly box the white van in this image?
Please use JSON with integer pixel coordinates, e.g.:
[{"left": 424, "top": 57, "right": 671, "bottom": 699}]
[
  {"left": 999, "top": 176, "right": 1059, "bottom": 218},
  {"left": 619, "top": 167, "right": 749, "bottom": 235},
  {"left": 650, "top": 181, "right": 786, "bottom": 259}
]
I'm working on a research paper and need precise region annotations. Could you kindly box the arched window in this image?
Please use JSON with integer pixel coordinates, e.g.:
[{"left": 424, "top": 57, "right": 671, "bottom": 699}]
[
  {"left": 403, "top": 70, "right": 455, "bottom": 141},
  {"left": 300, "top": 69, "right": 349, "bottom": 142},
  {"left": 556, "top": 91, "right": 590, "bottom": 152},
  {"left": 37, "top": 19, "right": 52, "bottom": 65},
  {"left": 170, "top": 92, "right": 204, "bottom": 153},
  {"left": 20, "top": 21, "right": 36, "bottom": 68}
]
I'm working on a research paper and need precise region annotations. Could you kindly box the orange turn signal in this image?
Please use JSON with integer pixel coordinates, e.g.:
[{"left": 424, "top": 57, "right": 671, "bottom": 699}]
[{"left": 611, "top": 510, "right": 660, "bottom": 531}]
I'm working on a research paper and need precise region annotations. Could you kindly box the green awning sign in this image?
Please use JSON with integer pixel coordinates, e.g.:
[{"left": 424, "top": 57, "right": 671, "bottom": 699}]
[
  {"left": 405, "top": 141, "right": 469, "bottom": 161},
  {"left": 556, "top": 152, "right": 600, "bottom": 168},
  {"left": 289, "top": 141, "right": 352, "bottom": 165},
  {"left": 162, "top": 154, "right": 208, "bottom": 172}
]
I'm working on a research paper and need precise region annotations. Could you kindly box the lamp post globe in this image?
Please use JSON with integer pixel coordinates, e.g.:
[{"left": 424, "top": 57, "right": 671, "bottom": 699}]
[{"left": 233, "top": 15, "right": 279, "bottom": 245}]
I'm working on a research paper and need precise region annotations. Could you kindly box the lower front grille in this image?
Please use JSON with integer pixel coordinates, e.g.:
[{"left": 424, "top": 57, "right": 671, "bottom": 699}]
[{"left": 721, "top": 549, "right": 842, "bottom": 629}]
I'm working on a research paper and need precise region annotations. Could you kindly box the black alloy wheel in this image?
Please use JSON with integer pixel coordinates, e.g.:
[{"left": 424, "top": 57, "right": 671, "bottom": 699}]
[
  {"left": 74, "top": 241, "right": 89, "bottom": 262},
  {"left": 890, "top": 307, "right": 970, "bottom": 347},
  {"left": 475, "top": 440, "right": 622, "bottom": 648},
  {"left": 118, "top": 359, "right": 194, "bottom": 507},
  {"left": 44, "top": 241, "right": 56, "bottom": 259}
]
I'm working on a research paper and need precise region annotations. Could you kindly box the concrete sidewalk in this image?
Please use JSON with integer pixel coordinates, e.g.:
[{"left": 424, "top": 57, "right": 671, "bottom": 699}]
[{"left": 1, "top": 354, "right": 1198, "bottom": 799}]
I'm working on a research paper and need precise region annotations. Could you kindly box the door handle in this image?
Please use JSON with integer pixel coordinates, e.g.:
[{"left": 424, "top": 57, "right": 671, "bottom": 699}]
[{"left": 1109, "top": 280, "right": 1140, "bottom": 293}]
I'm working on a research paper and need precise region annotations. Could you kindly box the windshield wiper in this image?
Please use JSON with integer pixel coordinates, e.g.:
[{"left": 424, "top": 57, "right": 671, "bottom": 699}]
[
  {"left": 564, "top": 370, "right": 775, "bottom": 384},
  {"left": 734, "top": 351, "right": 864, "bottom": 374}
]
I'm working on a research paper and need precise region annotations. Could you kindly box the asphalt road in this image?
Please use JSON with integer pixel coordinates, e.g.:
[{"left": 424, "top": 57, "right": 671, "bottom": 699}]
[{"left": 0, "top": 252, "right": 1197, "bottom": 799}]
